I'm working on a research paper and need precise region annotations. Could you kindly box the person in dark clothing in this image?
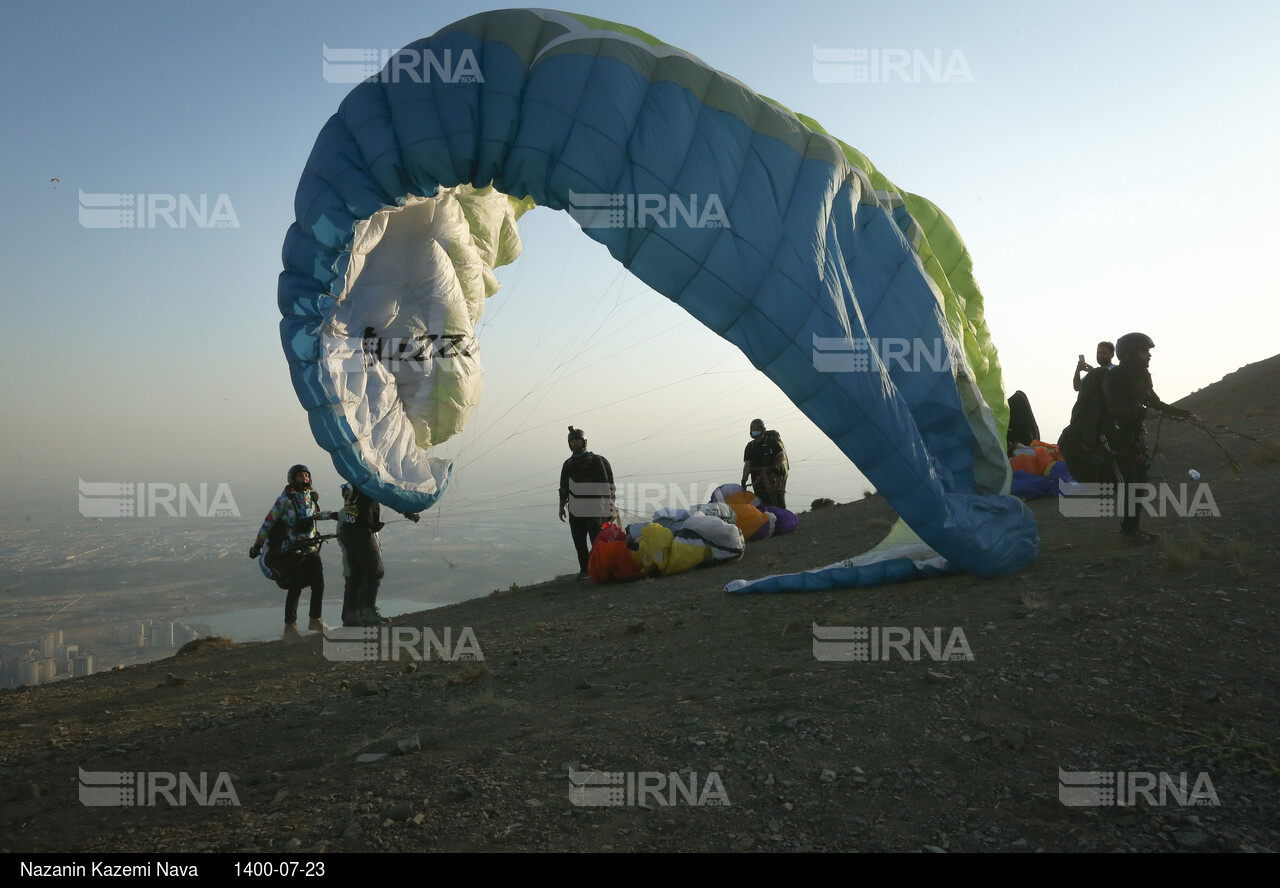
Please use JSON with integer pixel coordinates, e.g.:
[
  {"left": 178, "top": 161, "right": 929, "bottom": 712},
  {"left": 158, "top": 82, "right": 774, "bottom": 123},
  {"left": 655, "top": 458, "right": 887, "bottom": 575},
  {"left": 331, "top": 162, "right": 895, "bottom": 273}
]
[
  {"left": 1058, "top": 362, "right": 1115, "bottom": 484},
  {"left": 741, "top": 418, "right": 788, "bottom": 508},
  {"left": 249, "top": 465, "right": 339, "bottom": 638},
  {"left": 558, "top": 426, "right": 615, "bottom": 579},
  {"left": 338, "top": 483, "right": 420, "bottom": 627},
  {"left": 1005, "top": 390, "right": 1041, "bottom": 457},
  {"left": 1073, "top": 340, "right": 1115, "bottom": 391},
  {"left": 1101, "top": 332, "right": 1201, "bottom": 542}
]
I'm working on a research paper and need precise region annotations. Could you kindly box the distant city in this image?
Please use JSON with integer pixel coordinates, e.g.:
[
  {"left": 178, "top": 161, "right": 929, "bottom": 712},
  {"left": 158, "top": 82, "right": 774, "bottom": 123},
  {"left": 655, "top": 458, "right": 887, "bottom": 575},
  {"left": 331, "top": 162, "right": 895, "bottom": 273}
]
[
  {"left": 2, "top": 621, "right": 206, "bottom": 688},
  {"left": 0, "top": 495, "right": 572, "bottom": 689}
]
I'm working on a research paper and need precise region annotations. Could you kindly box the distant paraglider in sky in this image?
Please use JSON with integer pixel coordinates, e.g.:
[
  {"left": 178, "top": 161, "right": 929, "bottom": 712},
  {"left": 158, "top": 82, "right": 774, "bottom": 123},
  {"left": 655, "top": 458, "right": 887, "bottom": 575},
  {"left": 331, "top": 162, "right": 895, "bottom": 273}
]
[{"left": 278, "top": 9, "right": 1037, "bottom": 590}]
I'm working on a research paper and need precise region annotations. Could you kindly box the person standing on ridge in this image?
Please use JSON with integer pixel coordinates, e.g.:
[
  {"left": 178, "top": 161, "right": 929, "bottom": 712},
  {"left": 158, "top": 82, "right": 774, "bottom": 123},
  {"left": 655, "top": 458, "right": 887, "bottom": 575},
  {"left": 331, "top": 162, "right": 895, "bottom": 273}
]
[
  {"left": 741, "top": 418, "right": 789, "bottom": 508},
  {"left": 249, "top": 465, "right": 339, "bottom": 638},
  {"left": 338, "top": 482, "right": 420, "bottom": 627},
  {"left": 1101, "top": 333, "right": 1202, "bottom": 543},
  {"left": 558, "top": 426, "right": 615, "bottom": 579}
]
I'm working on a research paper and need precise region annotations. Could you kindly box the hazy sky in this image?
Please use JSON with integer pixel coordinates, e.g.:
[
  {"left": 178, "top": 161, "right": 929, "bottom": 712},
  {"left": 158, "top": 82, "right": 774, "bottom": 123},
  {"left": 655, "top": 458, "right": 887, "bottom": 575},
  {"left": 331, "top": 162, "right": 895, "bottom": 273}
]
[{"left": 3, "top": 0, "right": 1278, "bottom": 537}]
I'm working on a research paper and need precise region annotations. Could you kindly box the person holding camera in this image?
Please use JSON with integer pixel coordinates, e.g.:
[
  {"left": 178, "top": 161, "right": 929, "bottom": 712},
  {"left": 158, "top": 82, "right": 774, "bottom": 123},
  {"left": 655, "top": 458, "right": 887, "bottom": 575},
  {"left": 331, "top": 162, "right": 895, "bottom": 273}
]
[{"left": 1072, "top": 340, "right": 1115, "bottom": 391}]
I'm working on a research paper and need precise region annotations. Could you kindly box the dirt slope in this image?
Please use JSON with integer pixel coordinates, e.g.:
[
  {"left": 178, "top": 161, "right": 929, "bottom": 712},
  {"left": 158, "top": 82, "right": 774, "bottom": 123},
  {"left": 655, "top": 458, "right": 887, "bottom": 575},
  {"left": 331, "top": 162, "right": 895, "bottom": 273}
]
[{"left": 3, "top": 357, "right": 1278, "bottom": 854}]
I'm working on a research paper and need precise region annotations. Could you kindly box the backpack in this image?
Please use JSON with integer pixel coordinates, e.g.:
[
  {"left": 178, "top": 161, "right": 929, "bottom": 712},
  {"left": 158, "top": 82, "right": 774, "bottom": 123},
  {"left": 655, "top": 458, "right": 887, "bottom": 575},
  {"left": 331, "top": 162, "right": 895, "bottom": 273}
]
[
  {"left": 1057, "top": 368, "right": 1116, "bottom": 483},
  {"left": 763, "top": 430, "right": 789, "bottom": 478}
]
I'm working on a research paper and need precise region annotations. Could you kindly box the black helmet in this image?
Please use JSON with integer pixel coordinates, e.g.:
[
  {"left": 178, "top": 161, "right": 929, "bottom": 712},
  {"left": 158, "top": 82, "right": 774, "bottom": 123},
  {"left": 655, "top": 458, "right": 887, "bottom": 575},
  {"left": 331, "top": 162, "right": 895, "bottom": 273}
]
[
  {"left": 287, "top": 464, "right": 311, "bottom": 483},
  {"left": 567, "top": 426, "right": 585, "bottom": 444},
  {"left": 1115, "top": 333, "right": 1155, "bottom": 362}
]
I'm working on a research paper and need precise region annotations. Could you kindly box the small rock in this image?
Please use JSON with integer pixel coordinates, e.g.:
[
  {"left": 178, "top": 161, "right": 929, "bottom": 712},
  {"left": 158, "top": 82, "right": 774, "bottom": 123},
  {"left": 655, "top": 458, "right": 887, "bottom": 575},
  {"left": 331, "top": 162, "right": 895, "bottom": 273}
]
[
  {"left": 397, "top": 736, "right": 421, "bottom": 755},
  {"left": 1174, "top": 830, "right": 1210, "bottom": 848},
  {"left": 342, "top": 822, "right": 362, "bottom": 840},
  {"left": 525, "top": 798, "right": 543, "bottom": 808},
  {"left": 683, "top": 717, "right": 699, "bottom": 727},
  {"left": 730, "top": 836, "right": 755, "bottom": 852},
  {"left": 355, "top": 753, "right": 387, "bottom": 764},
  {"left": 925, "top": 670, "right": 951, "bottom": 684},
  {"left": 626, "top": 620, "right": 647, "bottom": 634},
  {"left": 444, "top": 784, "right": 475, "bottom": 802},
  {"left": 923, "top": 845, "right": 947, "bottom": 853},
  {"left": 163, "top": 673, "right": 187, "bottom": 687},
  {"left": 819, "top": 769, "right": 837, "bottom": 783},
  {"left": 351, "top": 680, "right": 382, "bottom": 697},
  {"left": 1002, "top": 731, "right": 1026, "bottom": 751},
  {"left": 574, "top": 678, "right": 592, "bottom": 690},
  {"left": 387, "top": 802, "right": 413, "bottom": 821}
]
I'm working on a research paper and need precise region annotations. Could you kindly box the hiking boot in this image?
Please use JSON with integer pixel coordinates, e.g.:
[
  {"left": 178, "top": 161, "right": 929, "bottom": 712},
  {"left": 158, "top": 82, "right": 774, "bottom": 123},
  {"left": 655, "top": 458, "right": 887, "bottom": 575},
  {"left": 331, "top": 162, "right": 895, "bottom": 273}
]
[
  {"left": 341, "top": 611, "right": 363, "bottom": 628},
  {"left": 282, "top": 623, "right": 301, "bottom": 643},
  {"left": 576, "top": 571, "right": 589, "bottom": 580},
  {"left": 359, "top": 607, "right": 388, "bottom": 626},
  {"left": 308, "top": 617, "right": 331, "bottom": 632}
]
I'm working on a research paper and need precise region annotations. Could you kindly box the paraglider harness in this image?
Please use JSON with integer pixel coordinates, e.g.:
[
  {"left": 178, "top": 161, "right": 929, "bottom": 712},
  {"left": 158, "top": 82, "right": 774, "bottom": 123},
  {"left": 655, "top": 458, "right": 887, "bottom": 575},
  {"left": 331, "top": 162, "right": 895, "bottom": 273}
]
[
  {"left": 258, "top": 490, "right": 336, "bottom": 589},
  {"left": 1057, "top": 368, "right": 1123, "bottom": 484},
  {"left": 259, "top": 529, "right": 338, "bottom": 590},
  {"left": 748, "top": 430, "right": 789, "bottom": 490}
]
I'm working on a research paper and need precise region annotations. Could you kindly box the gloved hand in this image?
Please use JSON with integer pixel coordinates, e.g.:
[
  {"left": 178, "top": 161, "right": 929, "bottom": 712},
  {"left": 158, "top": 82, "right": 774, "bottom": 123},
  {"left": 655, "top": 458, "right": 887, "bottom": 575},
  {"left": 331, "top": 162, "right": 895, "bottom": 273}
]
[
  {"left": 404, "top": 512, "right": 420, "bottom": 523},
  {"left": 249, "top": 543, "right": 262, "bottom": 559}
]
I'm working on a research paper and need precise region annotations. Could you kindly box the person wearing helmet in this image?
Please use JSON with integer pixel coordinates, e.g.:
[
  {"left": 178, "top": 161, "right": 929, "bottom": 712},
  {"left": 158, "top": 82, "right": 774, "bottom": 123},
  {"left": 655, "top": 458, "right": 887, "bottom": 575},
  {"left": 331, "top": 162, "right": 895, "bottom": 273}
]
[
  {"left": 741, "top": 418, "right": 789, "bottom": 508},
  {"left": 338, "top": 481, "right": 420, "bottom": 627},
  {"left": 249, "top": 465, "right": 339, "bottom": 636},
  {"left": 1101, "top": 334, "right": 1203, "bottom": 542},
  {"left": 558, "top": 426, "right": 616, "bottom": 579}
]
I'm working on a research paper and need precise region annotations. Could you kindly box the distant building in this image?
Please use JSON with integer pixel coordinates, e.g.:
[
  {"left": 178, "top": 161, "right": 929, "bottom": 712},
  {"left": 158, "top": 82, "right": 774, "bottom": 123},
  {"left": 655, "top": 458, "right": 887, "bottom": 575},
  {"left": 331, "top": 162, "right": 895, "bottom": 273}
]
[
  {"left": 18, "top": 659, "right": 40, "bottom": 686},
  {"left": 147, "top": 622, "right": 175, "bottom": 648}
]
